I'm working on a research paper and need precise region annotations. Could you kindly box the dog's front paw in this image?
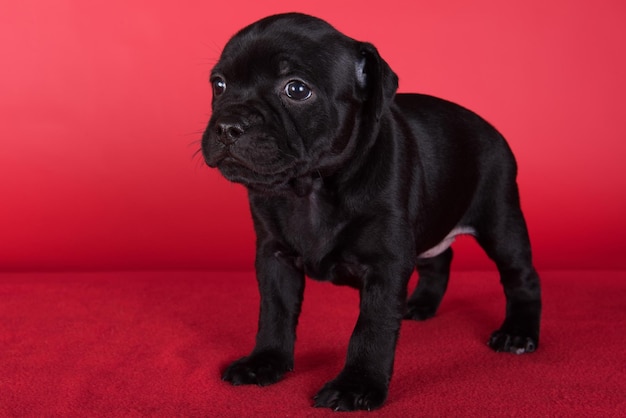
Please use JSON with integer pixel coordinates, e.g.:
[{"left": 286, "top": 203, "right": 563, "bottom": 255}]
[
  {"left": 222, "top": 350, "right": 293, "bottom": 386},
  {"left": 488, "top": 330, "right": 538, "bottom": 354},
  {"left": 313, "top": 371, "right": 388, "bottom": 411}
]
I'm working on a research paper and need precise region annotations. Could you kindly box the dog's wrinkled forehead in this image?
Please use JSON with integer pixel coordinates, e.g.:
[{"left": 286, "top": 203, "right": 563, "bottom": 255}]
[{"left": 214, "top": 14, "right": 359, "bottom": 86}]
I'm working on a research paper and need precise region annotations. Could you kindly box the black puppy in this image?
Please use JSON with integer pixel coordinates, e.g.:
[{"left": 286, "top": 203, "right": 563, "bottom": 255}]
[{"left": 202, "top": 13, "right": 541, "bottom": 411}]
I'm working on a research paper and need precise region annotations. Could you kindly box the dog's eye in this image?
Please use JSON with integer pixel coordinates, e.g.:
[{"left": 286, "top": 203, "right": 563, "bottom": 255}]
[
  {"left": 284, "top": 80, "right": 312, "bottom": 101},
  {"left": 212, "top": 77, "right": 226, "bottom": 97}
]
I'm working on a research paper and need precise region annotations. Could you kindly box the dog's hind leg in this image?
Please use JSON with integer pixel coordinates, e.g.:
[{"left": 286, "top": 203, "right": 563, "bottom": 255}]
[
  {"left": 474, "top": 186, "right": 541, "bottom": 354},
  {"left": 405, "top": 248, "right": 453, "bottom": 320}
]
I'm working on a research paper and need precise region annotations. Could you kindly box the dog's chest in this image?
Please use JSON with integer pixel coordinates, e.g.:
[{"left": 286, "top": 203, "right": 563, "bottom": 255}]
[
  {"left": 302, "top": 189, "right": 334, "bottom": 232},
  {"left": 288, "top": 189, "right": 343, "bottom": 252},
  {"left": 279, "top": 187, "right": 355, "bottom": 283}
]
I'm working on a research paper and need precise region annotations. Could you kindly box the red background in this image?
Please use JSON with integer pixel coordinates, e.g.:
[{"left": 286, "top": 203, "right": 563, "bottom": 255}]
[{"left": 1, "top": 0, "right": 625, "bottom": 271}]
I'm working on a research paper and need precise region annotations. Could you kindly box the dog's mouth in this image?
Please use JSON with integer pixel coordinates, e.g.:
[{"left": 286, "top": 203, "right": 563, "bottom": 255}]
[
  {"left": 204, "top": 141, "right": 307, "bottom": 190},
  {"left": 219, "top": 157, "right": 304, "bottom": 191}
]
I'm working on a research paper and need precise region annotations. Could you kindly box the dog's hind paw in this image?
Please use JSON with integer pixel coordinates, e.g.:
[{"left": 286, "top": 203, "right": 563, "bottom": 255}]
[
  {"left": 488, "top": 330, "right": 538, "bottom": 354},
  {"left": 222, "top": 350, "right": 293, "bottom": 386},
  {"left": 313, "top": 371, "right": 387, "bottom": 411}
]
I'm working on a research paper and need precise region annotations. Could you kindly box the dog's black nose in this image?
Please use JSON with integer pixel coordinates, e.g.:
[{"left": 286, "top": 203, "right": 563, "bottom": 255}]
[{"left": 216, "top": 119, "right": 245, "bottom": 145}]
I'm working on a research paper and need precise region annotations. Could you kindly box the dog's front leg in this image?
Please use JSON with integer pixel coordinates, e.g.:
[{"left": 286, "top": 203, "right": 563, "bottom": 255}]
[
  {"left": 222, "top": 250, "right": 305, "bottom": 386},
  {"left": 314, "top": 264, "right": 410, "bottom": 411}
]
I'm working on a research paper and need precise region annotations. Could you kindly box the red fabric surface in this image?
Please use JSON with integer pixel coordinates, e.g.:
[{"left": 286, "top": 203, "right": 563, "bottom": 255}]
[{"left": 1, "top": 270, "right": 624, "bottom": 417}]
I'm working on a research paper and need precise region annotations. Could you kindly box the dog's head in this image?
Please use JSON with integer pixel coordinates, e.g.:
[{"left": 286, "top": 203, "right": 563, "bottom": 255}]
[{"left": 202, "top": 13, "right": 398, "bottom": 194}]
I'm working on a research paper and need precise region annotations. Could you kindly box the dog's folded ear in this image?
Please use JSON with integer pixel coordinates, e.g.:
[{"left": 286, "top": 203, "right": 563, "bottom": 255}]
[{"left": 356, "top": 42, "right": 399, "bottom": 120}]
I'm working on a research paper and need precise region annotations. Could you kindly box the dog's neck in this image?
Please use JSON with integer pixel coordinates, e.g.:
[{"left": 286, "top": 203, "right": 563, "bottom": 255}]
[{"left": 289, "top": 173, "right": 323, "bottom": 197}]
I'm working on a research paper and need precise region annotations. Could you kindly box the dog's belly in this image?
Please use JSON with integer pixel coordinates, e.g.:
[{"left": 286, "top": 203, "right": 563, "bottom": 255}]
[
  {"left": 418, "top": 226, "right": 476, "bottom": 258},
  {"left": 305, "top": 260, "right": 365, "bottom": 287},
  {"left": 295, "top": 227, "right": 476, "bottom": 286},
  {"left": 297, "top": 227, "right": 476, "bottom": 286},
  {"left": 273, "top": 248, "right": 364, "bottom": 287}
]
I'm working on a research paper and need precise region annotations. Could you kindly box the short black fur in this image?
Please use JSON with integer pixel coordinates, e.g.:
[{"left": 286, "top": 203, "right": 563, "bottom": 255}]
[{"left": 202, "top": 13, "right": 541, "bottom": 411}]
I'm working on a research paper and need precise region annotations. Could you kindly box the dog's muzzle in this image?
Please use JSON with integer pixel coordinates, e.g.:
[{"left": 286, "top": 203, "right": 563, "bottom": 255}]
[{"left": 215, "top": 117, "right": 246, "bottom": 146}]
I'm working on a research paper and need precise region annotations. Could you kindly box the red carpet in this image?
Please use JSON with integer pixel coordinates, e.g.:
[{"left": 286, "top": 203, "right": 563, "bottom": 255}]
[{"left": 1, "top": 270, "right": 624, "bottom": 417}]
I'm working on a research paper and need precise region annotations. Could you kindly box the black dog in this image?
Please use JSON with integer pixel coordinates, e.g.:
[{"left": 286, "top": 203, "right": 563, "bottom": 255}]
[{"left": 202, "top": 13, "right": 541, "bottom": 411}]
